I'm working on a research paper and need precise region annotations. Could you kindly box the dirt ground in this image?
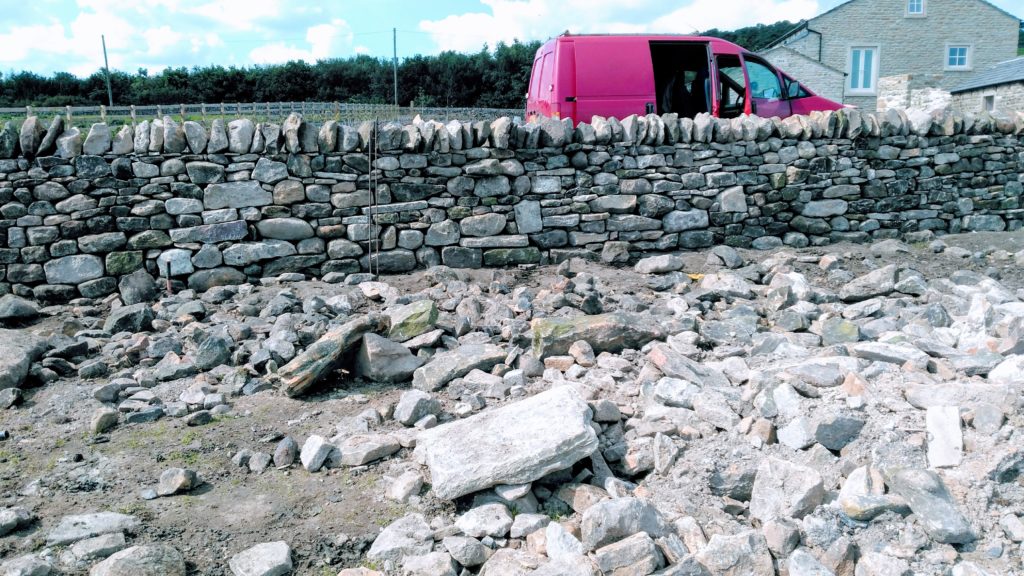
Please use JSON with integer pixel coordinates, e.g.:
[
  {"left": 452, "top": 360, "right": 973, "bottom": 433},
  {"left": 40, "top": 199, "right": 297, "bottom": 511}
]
[{"left": 1, "top": 230, "right": 1022, "bottom": 575}]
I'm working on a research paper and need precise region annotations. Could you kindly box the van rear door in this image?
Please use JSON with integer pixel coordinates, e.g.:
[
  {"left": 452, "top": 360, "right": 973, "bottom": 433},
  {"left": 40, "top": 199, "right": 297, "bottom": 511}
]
[{"left": 572, "top": 37, "right": 656, "bottom": 123}]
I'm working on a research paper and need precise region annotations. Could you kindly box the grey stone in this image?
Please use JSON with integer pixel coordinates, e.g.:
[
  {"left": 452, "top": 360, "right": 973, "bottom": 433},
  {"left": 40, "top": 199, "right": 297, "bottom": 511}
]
[
  {"left": 156, "top": 467, "right": 198, "bottom": 496},
  {"left": 634, "top": 255, "right": 684, "bottom": 274},
  {"left": 412, "top": 343, "right": 506, "bottom": 391},
  {"left": 750, "top": 457, "right": 825, "bottom": 521},
  {"left": 228, "top": 541, "right": 292, "bottom": 576},
  {"left": 88, "top": 544, "right": 185, "bottom": 576},
  {"left": 183, "top": 121, "right": 208, "bottom": 153},
  {"left": 367, "top": 514, "right": 433, "bottom": 563},
  {"left": 461, "top": 213, "right": 507, "bottom": 237},
  {"left": 256, "top": 218, "right": 314, "bottom": 240},
  {"left": 338, "top": 434, "right": 400, "bottom": 466},
  {"left": 162, "top": 116, "right": 186, "bottom": 153},
  {"left": 44, "top": 255, "right": 103, "bottom": 284},
  {"left": 119, "top": 269, "right": 158, "bottom": 305},
  {"left": 228, "top": 119, "right": 256, "bottom": 153},
  {"left": 103, "top": 303, "right": 154, "bottom": 333},
  {"left": 531, "top": 313, "right": 666, "bottom": 358},
  {"left": 46, "top": 512, "right": 140, "bottom": 546},
  {"left": 886, "top": 468, "right": 975, "bottom": 544},
  {"left": 416, "top": 386, "right": 599, "bottom": 499},
  {"left": 252, "top": 158, "right": 289, "bottom": 184},
  {"left": 208, "top": 119, "right": 229, "bottom": 153},
  {"left": 0, "top": 295, "right": 41, "bottom": 325},
  {"left": 204, "top": 181, "right": 273, "bottom": 209},
  {"left": 83, "top": 123, "right": 112, "bottom": 155},
  {"left": 839, "top": 265, "right": 897, "bottom": 302},
  {"left": 355, "top": 333, "right": 424, "bottom": 383},
  {"left": 456, "top": 504, "right": 513, "bottom": 538},
  {"left": 57, "top": 126, "right": 83, "bottom": 158},
  {"left": 184, "top": 161, "right": 224, "bottom": 185},
  {"left": 663, "top": 209, "right": 709, "bottom": 232},
  {"left": 19, "top": 116, "right": 45, "bottom": 157},
  {"left": 223, "top": 241, "right": 296, "bottom": 266},
  {"left": 693, "top": 530, "right": 774, "bottom": 576},
  {"left": 580, "top": 497, "right": 667, "bottom": 551},
  {"left": 802, "top": 200, "right": 848, "bottom": 217}
]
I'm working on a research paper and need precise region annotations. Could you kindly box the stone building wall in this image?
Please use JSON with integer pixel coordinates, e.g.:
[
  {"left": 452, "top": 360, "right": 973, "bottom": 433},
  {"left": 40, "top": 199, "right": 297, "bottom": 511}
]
[
  {"left": 781, "top": 0, "right": 1018, "bottom": 111},
  {"left": 1, "top": 109, "right": 1023, "bottom": 302},
  {"left": 952, "top": 82, "right": 1024, "bottom": 115},
  {"left": 761, "top": 46, "right": 845, "bottom": 103}
]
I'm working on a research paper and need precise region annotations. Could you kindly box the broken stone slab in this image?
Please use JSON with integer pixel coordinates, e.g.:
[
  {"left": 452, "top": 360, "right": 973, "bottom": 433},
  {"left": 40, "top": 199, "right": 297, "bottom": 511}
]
[
  {"left": 532, "top": 313, "right": 666, "bottom": 358},
  {"left": 412, "top": 344, "right": 506, "bottom": 392},
  {"left": 227, "top": 541, "right": 293, "bottom": 576},
  {"left": 693, "top": 530, "right": 774, "bottom": 576},
  {"left": 749, "top": 457, "right": 825, "bottom": 522},
  {"left": 852, "top": 342, "right": 929, "bottom": 369},
  {"left": 455, "top": 503, "right": 514, "bottom": 538},
  {"left": 354, "top": 333, "right": 423, "bottom": 383},
  {"left": 885, "top": 468, "right": 975, "bottom": 544},
  {"left": 47, "top": 512, "right": 140, "bottom": 546},
  {"left": 338, "top": 434, "right": 400, "bottom": 466},
  {"left": 88, "top": 544, "right": 186, "bottom": 576},
  {"left": 156, "top": 468, "right": 198, "bottom": 497},
  {"left": 647, "top": 343, "right": 730, "bottom": 387},
  {"left": 367, "top": 513, "right": 434, "bottom": 563},
  {"left": 416, "top": 386, "right": 599, "bottom": 499},
  {"left": 580, "top": 497, "right": 668, "bottom": 551},
  {"left": 0, "top": 329, "right": 47, "bottom": 390},
  {"left": 904, "top": 382, "right": 1016, "bottom": 410},
  {"left": 593, "top": 532, "right": 664, "bottom": 575},
  {"left": 926, "top": 406, "right": 963, "bottom": 468},
  {"left": 839, "top": 265, "right": 898, "bottom": 302},
  {"left": 634, "top": 255, "right": 684, "bottom": 275},
  {"left": 277, "top": 314, "right": 389, "bottom": 397}
]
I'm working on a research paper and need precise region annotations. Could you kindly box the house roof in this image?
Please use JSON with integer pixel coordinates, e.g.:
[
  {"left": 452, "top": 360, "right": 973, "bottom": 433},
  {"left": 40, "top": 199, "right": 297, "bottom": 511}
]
[
  {"left": 951, "top": 57, "right": 1024, "bottom": 93},
  {"left": 767, "top": 0, "right": 1021, "bottom": 49},
  {"left": 760, "top": 45, "right": 846, "bottom": 76}
]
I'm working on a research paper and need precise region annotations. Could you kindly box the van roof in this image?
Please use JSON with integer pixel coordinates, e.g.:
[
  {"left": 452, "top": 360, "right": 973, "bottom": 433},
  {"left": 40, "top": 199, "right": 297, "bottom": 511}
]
[{"left": 547, "top": 33, "right": 746, "bottom": 55}]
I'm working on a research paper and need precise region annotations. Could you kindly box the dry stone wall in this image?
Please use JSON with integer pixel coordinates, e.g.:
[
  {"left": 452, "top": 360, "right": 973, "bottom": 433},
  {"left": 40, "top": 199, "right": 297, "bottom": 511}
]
[{"left": 1, "top": 108, "right": 1024, "bottom": 301}]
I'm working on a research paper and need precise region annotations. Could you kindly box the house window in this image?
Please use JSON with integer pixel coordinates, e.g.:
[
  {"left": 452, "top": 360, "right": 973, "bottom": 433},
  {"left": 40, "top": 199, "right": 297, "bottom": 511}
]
[
  {"left": 984, "top": 95, "right": 995, "bottom": 111},
  {"left": 907, "top": 0, "right": 925, "bottom": 15},
  {"left": 849, "top": 46, "right": 879, "bottom": 94},
  {"left": 947, "top": 45, "right": 971, "bottom": 69}
]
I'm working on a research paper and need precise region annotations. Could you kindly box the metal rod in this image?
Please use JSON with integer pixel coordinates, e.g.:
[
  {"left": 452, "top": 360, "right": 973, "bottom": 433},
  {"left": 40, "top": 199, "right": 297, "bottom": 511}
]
[
  {"left": 102, "top": 35, "right": 114, "bottom": 107},
  {"left": 393, "top": 28, "right": 399, "bottom": 107}
]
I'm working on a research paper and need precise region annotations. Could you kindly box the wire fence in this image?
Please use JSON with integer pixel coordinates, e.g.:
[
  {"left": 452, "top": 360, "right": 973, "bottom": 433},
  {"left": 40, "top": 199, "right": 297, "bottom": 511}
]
[{"left": 0, "top": 102, "right": 525, "bottom": 131}]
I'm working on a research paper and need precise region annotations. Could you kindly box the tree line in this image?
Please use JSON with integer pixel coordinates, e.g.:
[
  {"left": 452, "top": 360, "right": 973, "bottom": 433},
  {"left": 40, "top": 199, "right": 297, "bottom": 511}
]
[{"left": 0, "top": 20, "right": 839, "bottom": 109}]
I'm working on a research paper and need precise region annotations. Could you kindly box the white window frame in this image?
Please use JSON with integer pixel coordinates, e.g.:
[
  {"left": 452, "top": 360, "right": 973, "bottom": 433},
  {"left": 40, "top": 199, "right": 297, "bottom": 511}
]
[
  {"left": 906, "top": 0, "right": 926, "bottom": 17},
  {"left": 945, "top": 44, "right": 972, "bottom": 71},
  {"left": 847, "top": 45, "right": 880, "bottom": 96}
]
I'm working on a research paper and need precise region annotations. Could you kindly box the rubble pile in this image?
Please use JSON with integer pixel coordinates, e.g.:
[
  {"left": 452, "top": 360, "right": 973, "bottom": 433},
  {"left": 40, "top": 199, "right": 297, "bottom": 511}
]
[{"left": 1, "top": 238, "right": 1023, "bottom": 575}]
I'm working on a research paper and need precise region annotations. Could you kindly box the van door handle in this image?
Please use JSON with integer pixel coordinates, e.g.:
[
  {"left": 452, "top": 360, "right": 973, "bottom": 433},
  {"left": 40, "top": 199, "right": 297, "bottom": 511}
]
[
  {"left": 565, "top": 97, "right": 576, "bottom": 102},
  {"left": 645, "top": 102, "right": 654, "bottom": 114}
]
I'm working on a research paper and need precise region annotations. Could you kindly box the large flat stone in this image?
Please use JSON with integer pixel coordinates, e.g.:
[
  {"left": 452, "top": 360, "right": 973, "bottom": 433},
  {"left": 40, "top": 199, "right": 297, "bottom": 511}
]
[
  {"left": 411, "top": 344, "right": 506, "bottom": 391},
  {"left": 531, "top": 313, "right": 666, "bottom": 359},
  {"left": 46, "top": 512, "right": 140, "bottom": 546},
  {"left": 415, "top": 386, "right": 599, "bottom": 499}
]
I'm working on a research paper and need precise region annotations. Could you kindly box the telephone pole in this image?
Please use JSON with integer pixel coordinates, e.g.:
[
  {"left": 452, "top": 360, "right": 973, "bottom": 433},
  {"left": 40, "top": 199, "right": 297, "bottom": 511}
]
[
  {"left": 101, "top": 35, "right": 113, "bottom": 106},
  {"left": 393, "top": 28, "right": 398, "bottom": 106}
]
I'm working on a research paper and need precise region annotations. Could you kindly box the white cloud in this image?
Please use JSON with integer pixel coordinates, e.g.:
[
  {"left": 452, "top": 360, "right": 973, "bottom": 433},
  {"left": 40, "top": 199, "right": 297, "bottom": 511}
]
[
  {"left": 419, "top": 0, "right": 823, "bottom": 52},
  {"left": 249, "top": 19, "right": 353, "bottom": 64},
  {"left": 354, "top": 45, "right": 371, "bottom": 55},
  {"left": 188, "top": 0, "right": 285, "bottom": 30},
  {"left": 651, "top": 0, "right": 819, "bottom": 33}
]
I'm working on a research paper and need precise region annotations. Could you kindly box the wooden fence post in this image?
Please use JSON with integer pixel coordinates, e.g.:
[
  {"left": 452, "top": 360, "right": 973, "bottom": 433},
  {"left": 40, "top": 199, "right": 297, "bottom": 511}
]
[
  {"left": 65, "top": 106, "right": 72, "bottom": 126},
  {"left": 25, "top": 106, "right": 31, "bottom": 118},
  {"left": 130, "top": 105, "right": 136, "bottom": 127},
  {"left": 100, "top": 105, "right": 107, "bottom": 123}
]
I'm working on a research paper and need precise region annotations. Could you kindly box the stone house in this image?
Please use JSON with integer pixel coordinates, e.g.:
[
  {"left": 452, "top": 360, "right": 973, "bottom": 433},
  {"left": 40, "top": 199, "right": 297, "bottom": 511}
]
[
  {"left": 764, "top": 0, "right": 1019, "bottom": 111},
  {"left": 759, "top": 45, "right": 846, "bottom": 102},
  {"left": 950, "top": 56, "right": 1024, "bottom": 113}
]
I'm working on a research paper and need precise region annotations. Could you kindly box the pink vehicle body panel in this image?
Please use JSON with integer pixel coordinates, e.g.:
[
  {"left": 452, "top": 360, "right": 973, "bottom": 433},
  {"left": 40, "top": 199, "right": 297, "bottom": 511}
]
[{"left": 526, "top": 34, "right": 843, "bottom": 124}]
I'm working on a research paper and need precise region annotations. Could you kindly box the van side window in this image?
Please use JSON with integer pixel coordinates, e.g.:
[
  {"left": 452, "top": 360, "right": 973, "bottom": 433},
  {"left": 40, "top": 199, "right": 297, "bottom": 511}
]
[
  {"left": 716, "top": 55, "right": 746, "bottom": 118},
  {"left": 745, "top": 58, "right": 782, "bottom": 100},
  {"left": 529, "top": 57, "right": 544, "bottom": 97}
]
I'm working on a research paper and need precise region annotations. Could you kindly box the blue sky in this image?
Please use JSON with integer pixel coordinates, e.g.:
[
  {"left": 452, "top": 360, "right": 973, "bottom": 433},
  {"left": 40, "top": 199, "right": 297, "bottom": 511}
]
[{"left": 2, "top": 0, "right": 1022, "bottom": 77}]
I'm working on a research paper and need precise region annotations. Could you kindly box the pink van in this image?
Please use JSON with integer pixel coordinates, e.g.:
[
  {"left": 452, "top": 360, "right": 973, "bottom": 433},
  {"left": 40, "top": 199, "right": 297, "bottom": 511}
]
[{"left": 526, "top": 34, "right": 843, "bottom": 124}]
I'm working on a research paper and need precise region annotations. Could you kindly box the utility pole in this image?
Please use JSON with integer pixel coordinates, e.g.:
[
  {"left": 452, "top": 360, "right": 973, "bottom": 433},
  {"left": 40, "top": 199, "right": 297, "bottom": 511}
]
[
  {"left": 101, "top": 35, "right": 113, "bottom": 107},
  {"left": 393, "top": 28, "right": 398, "bottom": 107}
]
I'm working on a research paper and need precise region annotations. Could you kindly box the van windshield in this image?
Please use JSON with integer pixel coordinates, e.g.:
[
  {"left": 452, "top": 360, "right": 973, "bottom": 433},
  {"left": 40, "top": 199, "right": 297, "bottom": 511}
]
[{"left": 650, "top": 42, "right": 712, "bottom": 118}]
